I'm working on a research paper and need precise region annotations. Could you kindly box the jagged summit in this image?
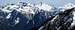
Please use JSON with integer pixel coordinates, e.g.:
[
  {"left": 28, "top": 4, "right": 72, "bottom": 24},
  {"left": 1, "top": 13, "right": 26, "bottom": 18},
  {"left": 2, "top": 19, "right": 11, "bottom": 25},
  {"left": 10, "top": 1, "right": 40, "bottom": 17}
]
[{"left": 0, "top": 2, "right": 54, "bottom": 14}]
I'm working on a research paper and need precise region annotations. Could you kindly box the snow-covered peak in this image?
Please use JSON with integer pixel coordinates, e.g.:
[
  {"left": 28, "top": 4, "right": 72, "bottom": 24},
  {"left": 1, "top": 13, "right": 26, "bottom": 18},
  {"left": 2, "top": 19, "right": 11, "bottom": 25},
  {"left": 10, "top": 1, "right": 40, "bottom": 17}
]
[
  {"left": 21, "top": 6, "right": 35, "bottom": 14},
  {"left": 58, "top": 3, "right": 75, "bottom": 11},
  {"left": 0, "top": 2, "right": 55, "bottom": 15},
  {"left": 1, "top": 4, "right": 19, "bottom": 13},
  {"left": 59, "top": 3, "right": 75, "bottom": 9},
  {"left": 35, "top": 3, "right": 53, "bottom": 11},
  {"left": 64, "top": 3, "right": 75, "bottom": 9},
  {"left": 0, "top": 2, "right": 35, "bottom": 14}
]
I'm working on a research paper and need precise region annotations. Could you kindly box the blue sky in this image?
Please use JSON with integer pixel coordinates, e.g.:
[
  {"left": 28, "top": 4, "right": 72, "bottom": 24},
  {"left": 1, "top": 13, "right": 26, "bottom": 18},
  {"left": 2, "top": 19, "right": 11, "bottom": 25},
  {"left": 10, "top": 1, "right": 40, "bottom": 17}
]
[{"left": 0, "top": 0, "right": 75, "bottom": 7}]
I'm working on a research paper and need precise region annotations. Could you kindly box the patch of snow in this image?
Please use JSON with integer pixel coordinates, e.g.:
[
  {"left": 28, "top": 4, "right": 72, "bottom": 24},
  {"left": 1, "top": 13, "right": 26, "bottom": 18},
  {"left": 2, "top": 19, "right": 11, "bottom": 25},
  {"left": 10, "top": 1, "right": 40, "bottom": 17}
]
[
  {"left": 6, "top": 13, "right": 11, "bottom": 19},
  {"left": 15, "top": 17, "right": 20, "bottom": 24},
  {"left": 38, "top": 26, "right": 44, "bottom": 30}
]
